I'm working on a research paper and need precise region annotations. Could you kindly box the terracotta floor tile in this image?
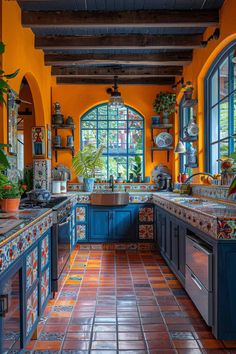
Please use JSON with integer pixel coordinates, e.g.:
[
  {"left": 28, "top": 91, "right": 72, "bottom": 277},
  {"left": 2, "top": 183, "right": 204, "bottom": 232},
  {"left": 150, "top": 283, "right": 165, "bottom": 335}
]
[
  {"left": 118, "top": 340, "right": 146, "bottom": 350},
  {"left": 34, "top": 340, "right": 62, "bottom": 350},
  {"left": 26, "top": 248, "right": 228, "bottom": 354}
]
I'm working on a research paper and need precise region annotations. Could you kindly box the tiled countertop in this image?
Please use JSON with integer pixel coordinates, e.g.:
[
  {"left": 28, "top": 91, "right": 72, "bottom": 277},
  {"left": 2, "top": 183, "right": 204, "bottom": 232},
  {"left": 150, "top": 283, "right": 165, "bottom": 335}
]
[
  {"left": 152, "top": 192, "right": 236, "bottom": 240},
  {"left": 0, "top": 209, "right": 53, "bottom": 274}
]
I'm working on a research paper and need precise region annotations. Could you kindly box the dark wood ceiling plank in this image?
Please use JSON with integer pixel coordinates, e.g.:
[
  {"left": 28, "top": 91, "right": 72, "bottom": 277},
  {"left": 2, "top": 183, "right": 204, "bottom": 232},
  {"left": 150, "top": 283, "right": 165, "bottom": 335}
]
[
  {"left": 51, "top": 65, "right": 183, "bottom": 77},
  {"left": 44, "top": 51, "right": 192, "bottom": 66},
  {"left": 22, "top": 9, "right": 219, "bottom": 28},
  {"left": 56, "top": 77, "right": 175, "bottom": 85},
  {"left": 35, "top": 34, "right": 202, "bottom": 50}
]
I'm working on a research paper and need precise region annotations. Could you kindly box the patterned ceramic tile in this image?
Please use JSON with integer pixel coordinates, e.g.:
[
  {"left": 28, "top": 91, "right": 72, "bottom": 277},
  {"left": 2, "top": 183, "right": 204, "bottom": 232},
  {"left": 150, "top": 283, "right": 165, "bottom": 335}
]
[
  {"left": 0, "top": 213, "right": 53, "bottom": 274},
  {"left": 41, "top": 267, "right": 50, "bottom": 308},
  {"left": 76, "top": 225, "right": 86, "bottom": 240},
  {"left": 76, "top": 207, "right": 86, "bottom": 222},
  {"left": 68, "top": 183, "right": 157, "bottom": 192},
  {"left": 41, "top": 234, "right": 49, "bottom": 270},
  {"left": 27, "top": 286, "right": 38, "bottom": 335},
  {"left": 26, "top": 247, "right": 38, "bottom": 291},
  {"left": 33, "top": 159, "right": 51, "bottom": 190},
  {"left": 139, "top": 225, "right": 154, "bottom": 240},
  {"left": 139, "top": 207, "right": 154, "bottom": 222}
]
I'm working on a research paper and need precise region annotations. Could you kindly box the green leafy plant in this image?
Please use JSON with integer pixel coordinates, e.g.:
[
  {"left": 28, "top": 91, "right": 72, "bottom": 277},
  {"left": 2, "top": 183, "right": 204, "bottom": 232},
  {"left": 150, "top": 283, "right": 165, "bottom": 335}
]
[
  {"left": 72, "top": 144, "right": 105, "bottom": 178},
  {"left": 131, "top": 156, "right": 142, "bottom": 178},
  {"left": 0, "top": 42, "right": 19, "bottom": 105},
  {"left": 22, "top": 165, "right": 33, "bottom": 191},
  {"left": 0, "top": 176, "right": 26, "bottom": 199},
  {"left": 0, "top": 143, "right": 10, "bottom": 171},
  {"left": 181, "top": 81, "right": 193, "bottom": 92},
  {"left": 153, "top": 91, "right": 176, "bottom": 115}
]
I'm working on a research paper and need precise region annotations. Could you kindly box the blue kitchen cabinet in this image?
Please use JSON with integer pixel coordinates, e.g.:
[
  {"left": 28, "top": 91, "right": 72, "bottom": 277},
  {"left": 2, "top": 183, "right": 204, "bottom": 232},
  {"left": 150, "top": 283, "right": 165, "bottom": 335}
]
[
  {"left": 75, "top": 204, "right": 89, "bottom": 242},
  {"left": 0, "top": 228, "right": 52, "bottom": 353},
  {"left": 89, "top": 205, "right": 139, "bottom": 242}
]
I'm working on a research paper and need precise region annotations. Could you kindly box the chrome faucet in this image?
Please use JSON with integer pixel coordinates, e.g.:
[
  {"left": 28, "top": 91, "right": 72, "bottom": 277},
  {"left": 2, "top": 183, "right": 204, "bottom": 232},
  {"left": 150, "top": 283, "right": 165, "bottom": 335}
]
[
  {"left": 109, "top": 175, "right": 115, "bottom": 192},
  {"left": 184, "top": 172, "right": 214, "bottom": 184}
]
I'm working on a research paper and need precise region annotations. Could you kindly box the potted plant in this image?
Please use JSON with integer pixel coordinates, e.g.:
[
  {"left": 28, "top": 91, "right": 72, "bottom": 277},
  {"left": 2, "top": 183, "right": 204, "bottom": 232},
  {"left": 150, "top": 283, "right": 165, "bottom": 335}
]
[
  {"left": 153, "top": 91, "right": 176, "bottom": 124},
  {"left": 0, "top": 175, "right": 26, "bottom": 212},
  {"left": 131, "top": 156, "right": 142, "bottom": 182},
  {"left": 181, "top": 81, "right": 194, "bottom": 101},
  {"left": 72, "top": 144, "right": 104, "bottom": 192}
]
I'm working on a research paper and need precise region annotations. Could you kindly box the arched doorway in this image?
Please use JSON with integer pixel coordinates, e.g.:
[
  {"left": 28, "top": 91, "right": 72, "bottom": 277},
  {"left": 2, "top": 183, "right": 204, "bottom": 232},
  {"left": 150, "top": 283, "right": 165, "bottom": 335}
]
[{"left": 17, "top": 76, "right": 35, "bottom": 171}]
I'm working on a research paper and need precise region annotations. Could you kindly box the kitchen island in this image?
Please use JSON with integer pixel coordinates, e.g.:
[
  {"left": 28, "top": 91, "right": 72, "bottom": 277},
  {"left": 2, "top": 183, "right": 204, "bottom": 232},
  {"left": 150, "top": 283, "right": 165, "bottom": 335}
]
[{"left": 0, "top": 208, "right": 53, "bottom": 353}]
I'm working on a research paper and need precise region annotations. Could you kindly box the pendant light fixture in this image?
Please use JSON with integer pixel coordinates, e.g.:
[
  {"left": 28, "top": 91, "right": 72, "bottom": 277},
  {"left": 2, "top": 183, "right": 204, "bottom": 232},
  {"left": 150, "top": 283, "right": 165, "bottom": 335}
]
[
  {"left": 107, "top": 76, "right": 124, "bottom": 109},
  {"left": 174, "top": 139, "right": 186, "bottom": 154}
]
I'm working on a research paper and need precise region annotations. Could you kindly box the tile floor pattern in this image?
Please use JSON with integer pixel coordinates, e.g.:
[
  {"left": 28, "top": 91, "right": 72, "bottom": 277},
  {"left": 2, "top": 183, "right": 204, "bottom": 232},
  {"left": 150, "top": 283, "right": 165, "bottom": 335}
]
[{"left": 25, "top": 245, "right": 236, "bottom": 354}]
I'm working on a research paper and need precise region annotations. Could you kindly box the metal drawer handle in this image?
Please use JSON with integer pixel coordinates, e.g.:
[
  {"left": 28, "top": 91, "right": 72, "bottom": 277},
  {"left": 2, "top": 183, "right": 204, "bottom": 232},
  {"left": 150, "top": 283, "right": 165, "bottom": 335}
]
[
  {"left": 0, "top": 294, "right": 8, "bottom": 317},
  {"left": 191, "top": 273, "right": 203, "bottom": 291}
]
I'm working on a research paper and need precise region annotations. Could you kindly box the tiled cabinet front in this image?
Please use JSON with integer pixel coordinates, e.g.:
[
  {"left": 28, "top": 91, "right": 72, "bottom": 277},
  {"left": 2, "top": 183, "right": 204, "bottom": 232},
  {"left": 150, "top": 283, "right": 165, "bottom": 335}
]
[
  {"left": 25, "top": 230, "right": 51, "bottom": 343},
  {"left": 138, "top": 205, "right": 154, "bottom": 241},
  {"left": 75, "top": 204, "right": 89, "bottom": 242}
]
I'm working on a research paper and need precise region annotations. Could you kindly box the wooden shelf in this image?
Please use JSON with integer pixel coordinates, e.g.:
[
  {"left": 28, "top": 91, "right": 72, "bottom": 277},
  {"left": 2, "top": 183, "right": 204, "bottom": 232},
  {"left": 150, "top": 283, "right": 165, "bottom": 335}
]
[
  {"left": 52, "top": 146, "right": 75, "bottom": 162},
  {"left": 151, "top": 124, "right": 173, "bottom": 129},
  {"left": 151, "top": 146, "right": 173, "bottom": 162},
  {"left": 52, "top": 124, "right": 75, "bottom": 162},
  {"left": 52, "top": 124, "right": 75, "bottom": 129}
]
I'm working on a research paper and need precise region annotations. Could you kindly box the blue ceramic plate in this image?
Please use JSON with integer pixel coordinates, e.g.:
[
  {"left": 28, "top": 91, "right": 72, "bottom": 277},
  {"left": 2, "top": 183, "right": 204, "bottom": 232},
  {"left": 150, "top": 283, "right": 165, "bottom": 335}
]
[{"left": 154, "top": 132, "right": 173, "bottom": 147}]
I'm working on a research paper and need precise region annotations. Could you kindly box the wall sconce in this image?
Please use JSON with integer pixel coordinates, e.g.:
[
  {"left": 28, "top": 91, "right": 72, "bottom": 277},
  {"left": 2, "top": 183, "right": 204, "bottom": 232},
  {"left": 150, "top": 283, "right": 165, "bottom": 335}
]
[{"left": 201, "top": 28, "right": 220, "bottom": 48}]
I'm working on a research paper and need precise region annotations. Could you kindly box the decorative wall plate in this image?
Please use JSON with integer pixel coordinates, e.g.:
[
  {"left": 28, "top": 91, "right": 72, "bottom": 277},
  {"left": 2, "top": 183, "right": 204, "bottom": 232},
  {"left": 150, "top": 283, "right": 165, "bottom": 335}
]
[{"left": 154, "top": 132, "right": 173, "bottom": 148}]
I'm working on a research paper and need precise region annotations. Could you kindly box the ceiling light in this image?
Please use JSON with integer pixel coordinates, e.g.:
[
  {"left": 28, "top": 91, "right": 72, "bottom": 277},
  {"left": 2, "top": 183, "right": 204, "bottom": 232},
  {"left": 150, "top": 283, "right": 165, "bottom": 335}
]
[{"left": 107, "top": 76, "right": 124, "bottom": 109}]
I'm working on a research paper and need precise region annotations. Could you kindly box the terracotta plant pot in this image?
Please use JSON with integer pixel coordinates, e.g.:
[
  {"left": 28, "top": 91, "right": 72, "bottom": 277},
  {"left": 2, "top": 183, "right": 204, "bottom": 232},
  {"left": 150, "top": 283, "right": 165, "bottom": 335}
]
[{"left": 0, "top": 198, "right": 20, "bottom": 212}]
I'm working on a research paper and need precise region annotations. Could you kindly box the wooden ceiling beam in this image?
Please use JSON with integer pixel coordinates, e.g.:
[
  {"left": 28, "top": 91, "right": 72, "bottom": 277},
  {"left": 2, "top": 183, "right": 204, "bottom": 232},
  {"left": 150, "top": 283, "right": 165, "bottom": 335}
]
[
  {"left": 22, "top": 9, "right": 219, "bottom": 28},
  {"left": 52, "top": 65, "right": 182, "bottom": 77},
  {"left": 56, "top": 77, "right": 175, "bottom": 85},
  {"left": 35, "top": 34, "right": 202, "bottom": 50},
  {"left": 45, "top": 51, "right": 192, "bottom": 66}
]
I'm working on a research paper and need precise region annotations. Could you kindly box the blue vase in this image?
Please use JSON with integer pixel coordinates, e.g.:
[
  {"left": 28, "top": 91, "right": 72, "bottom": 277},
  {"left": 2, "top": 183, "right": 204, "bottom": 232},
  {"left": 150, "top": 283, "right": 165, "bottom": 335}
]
[{"left": 83, "top": 178, "right": 95, "bottom": 192}]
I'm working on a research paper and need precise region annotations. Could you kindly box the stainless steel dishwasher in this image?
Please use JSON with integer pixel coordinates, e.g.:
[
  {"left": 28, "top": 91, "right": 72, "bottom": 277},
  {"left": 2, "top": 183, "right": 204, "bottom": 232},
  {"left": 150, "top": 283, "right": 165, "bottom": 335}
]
[{"left": 185, "top": 232, "right": 213, "bottom": 326}]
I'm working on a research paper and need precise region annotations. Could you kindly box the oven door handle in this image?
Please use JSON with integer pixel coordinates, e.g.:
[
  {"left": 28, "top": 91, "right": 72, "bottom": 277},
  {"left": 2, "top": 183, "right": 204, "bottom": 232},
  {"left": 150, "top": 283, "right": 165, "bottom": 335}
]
[{"left": 58, "top": 215, "right": 71, "bottom": 227}]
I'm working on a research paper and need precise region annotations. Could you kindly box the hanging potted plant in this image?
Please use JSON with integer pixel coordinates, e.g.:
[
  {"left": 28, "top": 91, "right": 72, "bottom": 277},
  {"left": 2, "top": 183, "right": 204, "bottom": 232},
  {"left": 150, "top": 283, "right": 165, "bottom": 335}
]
[
  {"left": 72, "top": 144, "right": 104, "bottom": 192},
  {"left": 153, "top": 91, "right": 176, "bottom": 124},
  {"left": 181, "top": 81, "right": 194, "bottom": 101}
]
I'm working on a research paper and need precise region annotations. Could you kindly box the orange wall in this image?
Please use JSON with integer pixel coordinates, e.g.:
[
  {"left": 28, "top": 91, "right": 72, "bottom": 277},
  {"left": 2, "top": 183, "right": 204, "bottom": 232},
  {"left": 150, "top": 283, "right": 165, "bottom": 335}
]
[
  {"left": 52, "top": 84, "right": 174, "bottom": 181},
  {"left": 174, "top": 0, "right": 236, "bottom": 181},
  {"left": 0, "top": 0, "right": 54, "bottom": 144}
]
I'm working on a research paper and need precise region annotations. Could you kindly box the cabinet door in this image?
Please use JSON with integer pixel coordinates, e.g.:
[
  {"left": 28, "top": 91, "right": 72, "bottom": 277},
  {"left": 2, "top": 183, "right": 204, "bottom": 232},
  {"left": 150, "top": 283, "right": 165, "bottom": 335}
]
[
  {"left": 160, "top": 211, "right": 166, "bottom": 253},
  {"left": 112, "top": 207, "right": 135, "bottom": 241},
  {"left": 171, "top": 218, "right": 179, "bottom": 269},
  {"left": 90, "top": 207, "right": 111, "bottom": 241},
  {"left": 165, "top": 213, "right": 171, "bottom": 260},
  {"left": 178, "top": 224, "right": 186, "bottom": 278},
  {"left": 0, "top": 265, "right": 22, "bottom": 354}
]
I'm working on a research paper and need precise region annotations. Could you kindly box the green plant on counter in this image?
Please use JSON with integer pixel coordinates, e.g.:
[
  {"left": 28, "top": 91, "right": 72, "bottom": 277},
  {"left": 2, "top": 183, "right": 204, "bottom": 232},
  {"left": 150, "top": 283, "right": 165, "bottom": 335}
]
[
  {"left": 22, "top": 165, "right": 33, "bottom": 191},
  {"left": 72, "top": 144, "right": 105, "bottom": 178},
  {"left": 131, "top": 156, "right": 142, "bottom": 178},
  {"left": 0, "top": 175, "right": 26, "bottom": 199},
  {"left": 153, "top": 91, "right": 176, "bottom": 115},
  {"left": 0, "top": 42, "right": 19, "bottom": 104}
]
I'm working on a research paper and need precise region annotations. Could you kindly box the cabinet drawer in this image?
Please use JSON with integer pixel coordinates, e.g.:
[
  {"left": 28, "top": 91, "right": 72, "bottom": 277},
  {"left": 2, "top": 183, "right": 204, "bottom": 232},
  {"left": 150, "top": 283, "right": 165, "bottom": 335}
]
[
  {"left": 186, "top": 266, "right": 212, "bottom": 326},
  {"left": 186, "top": 235, "right": 212, "bottom": 291}
]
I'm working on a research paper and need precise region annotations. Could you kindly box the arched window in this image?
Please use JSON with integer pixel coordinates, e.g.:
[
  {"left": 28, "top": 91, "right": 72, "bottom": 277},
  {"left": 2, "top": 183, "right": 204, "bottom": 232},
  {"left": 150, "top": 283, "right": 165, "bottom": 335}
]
[
  {"left": 80, "top": 103, "right": 145, "bottom": 180},
  {"left": 205, "top": 42, "right": 236, "bottom": 173}
]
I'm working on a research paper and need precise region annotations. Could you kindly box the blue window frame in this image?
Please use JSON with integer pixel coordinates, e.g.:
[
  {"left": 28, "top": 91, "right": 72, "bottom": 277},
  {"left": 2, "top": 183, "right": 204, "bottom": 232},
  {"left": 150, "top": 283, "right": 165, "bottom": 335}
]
[
  {"left": 80, "top": 103, "right": 145, "bottom": 181},
  {"left": 205, "top": 42, "right": 236, "bottom": 174},
  {"left": 179, "top": 98, "right": 193, "bottom": 174}
]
